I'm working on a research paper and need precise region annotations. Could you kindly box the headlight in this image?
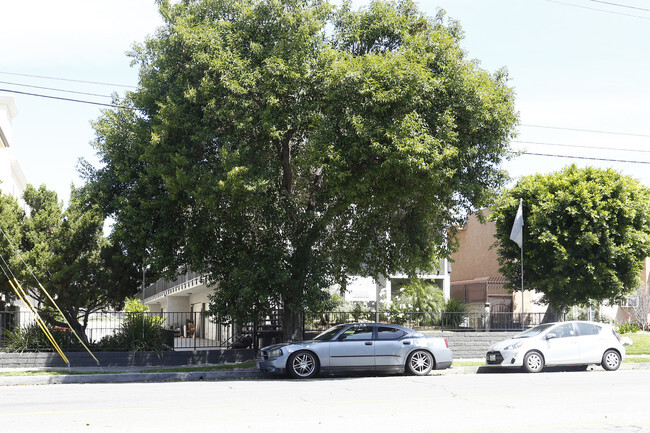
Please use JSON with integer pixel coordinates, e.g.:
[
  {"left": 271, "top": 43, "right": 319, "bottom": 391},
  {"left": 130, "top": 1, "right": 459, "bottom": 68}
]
[
  {"left": 504, "top": 341, "right": 523, "bottom": 351},
  {"left": 268, "top": 348, "right": 283, "bottom": 358}
]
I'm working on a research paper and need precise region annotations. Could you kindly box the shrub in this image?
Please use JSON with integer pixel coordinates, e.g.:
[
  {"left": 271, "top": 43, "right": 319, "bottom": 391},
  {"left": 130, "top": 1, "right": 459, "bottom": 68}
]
[
  {"left": 2, "top": 322, "right": 81, "bottom": 352},
  {"left": 442, "top": 298, "right": 468, "bottom": 329},
  {"left": 97, "top": 312, "right": 169, "bottom": 353},
  {"left": 617, "top": 321, "right": 641, "bottom": 334}
]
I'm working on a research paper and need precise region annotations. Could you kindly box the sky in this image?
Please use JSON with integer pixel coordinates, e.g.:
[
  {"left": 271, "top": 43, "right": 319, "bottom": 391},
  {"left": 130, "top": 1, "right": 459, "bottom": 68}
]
[{"left": 1, "top": 0, "right": 650, "bottom": 206}]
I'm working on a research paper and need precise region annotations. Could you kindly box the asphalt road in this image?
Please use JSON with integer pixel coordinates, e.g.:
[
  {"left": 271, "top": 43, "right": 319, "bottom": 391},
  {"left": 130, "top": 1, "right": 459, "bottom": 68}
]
[{"left": 1, "top": 369, "right": 649, "bottom": 433}]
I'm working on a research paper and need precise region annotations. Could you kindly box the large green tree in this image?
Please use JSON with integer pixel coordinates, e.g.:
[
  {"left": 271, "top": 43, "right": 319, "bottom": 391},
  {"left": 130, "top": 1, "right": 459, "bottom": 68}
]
[
  {"left": 0, "top": 194, "right": 24, "bottom": 310},
  {"left": 18, "top": 185, "right": 140, "bottom": 341},
  {"left": 82, "top": 0, "right": 518, "bottom": 339},
  {"left": 491, "top": 165, "right": 650, "bottom": 321}
]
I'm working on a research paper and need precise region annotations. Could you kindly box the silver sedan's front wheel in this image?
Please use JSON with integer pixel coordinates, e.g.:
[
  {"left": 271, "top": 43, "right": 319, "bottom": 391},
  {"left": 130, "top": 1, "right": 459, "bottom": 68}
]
[
  {"left": 406, "top": 350, "right": 434, "bottom": 376},
  {"left": 288, "top": 351, "right": 319, "bottom": 379}
]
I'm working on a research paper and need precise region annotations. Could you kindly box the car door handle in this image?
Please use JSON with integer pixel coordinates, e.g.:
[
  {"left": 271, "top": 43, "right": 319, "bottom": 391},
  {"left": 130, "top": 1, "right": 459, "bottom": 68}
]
[
  {"left": 365, "top": 342, "right": 373, "bottom": 346},
  {"left": 403, "top": 341, "right": 411, "bottom": 345}
]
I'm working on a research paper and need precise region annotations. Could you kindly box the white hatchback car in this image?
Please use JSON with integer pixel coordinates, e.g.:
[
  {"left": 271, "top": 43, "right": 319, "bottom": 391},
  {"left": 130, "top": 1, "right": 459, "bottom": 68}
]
[{"left": 485, "top": 321, "right": 629, "bottom": 373}]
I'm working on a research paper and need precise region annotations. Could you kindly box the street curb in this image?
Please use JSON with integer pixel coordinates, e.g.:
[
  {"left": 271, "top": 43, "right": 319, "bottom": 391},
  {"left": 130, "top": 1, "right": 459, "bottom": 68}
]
[
  {"left": 2, "top": 363, "right": 649, "bottom": 386},
  {"left": 0, "top": 368, "right": 265, "bottom": 386}
]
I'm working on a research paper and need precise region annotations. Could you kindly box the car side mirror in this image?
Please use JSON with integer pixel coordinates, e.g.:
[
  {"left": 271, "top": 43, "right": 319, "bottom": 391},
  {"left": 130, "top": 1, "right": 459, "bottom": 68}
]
[{"left": 546, "top": 333, "right": 557, "bottom": 340}]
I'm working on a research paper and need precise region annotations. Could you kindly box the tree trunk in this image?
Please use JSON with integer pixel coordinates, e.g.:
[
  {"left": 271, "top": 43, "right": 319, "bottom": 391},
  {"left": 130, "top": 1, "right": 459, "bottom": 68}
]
[
  {"left": 282, "top": 307, "right": 304, "bottom": 342},
  {"left": 542, "top": 302, "right": 565, "bottom": 323}
]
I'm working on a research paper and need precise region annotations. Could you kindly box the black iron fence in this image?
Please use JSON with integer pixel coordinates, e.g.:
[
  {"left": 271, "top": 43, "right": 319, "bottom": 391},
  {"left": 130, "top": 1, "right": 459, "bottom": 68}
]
[
  {"left": 305, "top": 311, "right": 553, "bottom": 333},
  {"left": 0, "top": 310, "right": 245, "bottom": 352},
  {"left": 1, "top": 309, "right": 559, "bottom": 352}
]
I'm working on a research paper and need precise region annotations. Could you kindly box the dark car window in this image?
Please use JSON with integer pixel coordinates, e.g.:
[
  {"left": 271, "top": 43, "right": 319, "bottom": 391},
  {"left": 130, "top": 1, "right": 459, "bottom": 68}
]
[
  {"left": 576, "top": 322, "right": 601, "bottom": 336},
  {"left": 553, "top": 323, "right": 576, "bottom": 338},
  {"left": 338, "top": 325, "right": 374, "bottom": 341},
  {"left": 314, "top": 324, "right": 346, "bottom": 341},
  {"left": 377, "top": 326, "right": 407, "bottom": 340}
]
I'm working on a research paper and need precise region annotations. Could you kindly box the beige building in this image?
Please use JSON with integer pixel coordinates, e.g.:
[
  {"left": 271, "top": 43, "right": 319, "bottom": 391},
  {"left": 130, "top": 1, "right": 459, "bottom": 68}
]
[{"left": 450, "top": 210, "right": 541, "bottom": 317}]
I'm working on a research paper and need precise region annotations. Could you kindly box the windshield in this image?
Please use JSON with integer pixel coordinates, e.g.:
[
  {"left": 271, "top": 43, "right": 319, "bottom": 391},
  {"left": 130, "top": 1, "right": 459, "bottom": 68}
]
[
  {"left": 313, "top": 324, "right": 346, "bottom": 341},
  {"left": 514, "top": 323, "right": 555, "bottom": 338}
]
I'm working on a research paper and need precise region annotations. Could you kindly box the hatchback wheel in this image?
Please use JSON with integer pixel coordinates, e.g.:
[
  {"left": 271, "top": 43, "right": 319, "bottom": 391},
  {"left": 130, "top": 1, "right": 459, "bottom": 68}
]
[
  {"left": 601, "top": 350, "right": 621, "bottom": 371},
  {"left": 288, "top": 351, "right": 319, "bottom": 379},
  {"left": 406, "top": 350, "right": 434, "bottom": 376},
  {"left": 523, "top": 351, "right": 544, "bottom": 373}
]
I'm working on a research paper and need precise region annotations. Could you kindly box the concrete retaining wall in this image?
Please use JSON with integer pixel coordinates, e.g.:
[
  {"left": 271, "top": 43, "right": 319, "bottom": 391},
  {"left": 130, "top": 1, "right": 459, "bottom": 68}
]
[
  {"left": 425, "top": 331, "right": 518, "bottom": 359},
  {"left": 0, "top": 332, "right": 517, "bottom": 367},
  {"left": 0, "top": 349, "right": 255, "bottom": 368}
]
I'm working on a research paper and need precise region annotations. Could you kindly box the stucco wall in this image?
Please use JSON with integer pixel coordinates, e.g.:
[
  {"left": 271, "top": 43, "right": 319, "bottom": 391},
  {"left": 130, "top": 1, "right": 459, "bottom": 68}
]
[{"left": 451, "top": 210, "right": 501, "bottom": 282}]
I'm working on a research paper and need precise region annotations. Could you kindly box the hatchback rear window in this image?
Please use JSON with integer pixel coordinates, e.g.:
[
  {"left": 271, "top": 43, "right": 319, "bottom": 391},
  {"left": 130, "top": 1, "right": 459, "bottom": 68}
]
[{"left": 576, "top": 322, "right": 601, "bottom": 336}]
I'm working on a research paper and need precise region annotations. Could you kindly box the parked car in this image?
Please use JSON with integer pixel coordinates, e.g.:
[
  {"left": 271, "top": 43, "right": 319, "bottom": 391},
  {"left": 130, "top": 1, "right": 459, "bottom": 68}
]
[
  {"left": 485, "top": 320, "right": 629, "bottom": 373},
  {"left": 257, "top": 323, "right": 453, "bottom": 379}
]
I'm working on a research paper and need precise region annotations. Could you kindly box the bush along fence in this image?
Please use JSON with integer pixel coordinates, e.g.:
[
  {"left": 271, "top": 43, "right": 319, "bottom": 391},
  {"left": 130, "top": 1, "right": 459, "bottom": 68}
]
[
  {"left": 0, "top": 310, "right": 246, "bottom": 353},
  {"left": 0, "top": 309, "right": 558, "bottom": 353}
]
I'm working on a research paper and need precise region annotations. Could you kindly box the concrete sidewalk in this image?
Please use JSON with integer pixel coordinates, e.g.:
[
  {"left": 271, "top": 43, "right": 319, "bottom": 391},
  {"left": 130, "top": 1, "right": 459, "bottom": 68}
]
[{"left": 2, "top": 360, "right": 649, "bottom": 386}]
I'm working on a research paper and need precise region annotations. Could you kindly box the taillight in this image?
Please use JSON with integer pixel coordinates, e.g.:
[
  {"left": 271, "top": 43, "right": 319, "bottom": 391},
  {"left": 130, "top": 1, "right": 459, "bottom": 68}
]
[
  {"left": 444, "top": 338, "right": 449, "bottom": 348},
  {"left": 613, "top": 329, "right": 621, "bottom": 342}
]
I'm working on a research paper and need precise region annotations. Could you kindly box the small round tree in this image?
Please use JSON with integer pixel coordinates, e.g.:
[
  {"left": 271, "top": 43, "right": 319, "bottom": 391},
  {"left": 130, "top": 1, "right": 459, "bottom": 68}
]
[{"left": 491, "top": 165, "right": 650, "bottom": 321}]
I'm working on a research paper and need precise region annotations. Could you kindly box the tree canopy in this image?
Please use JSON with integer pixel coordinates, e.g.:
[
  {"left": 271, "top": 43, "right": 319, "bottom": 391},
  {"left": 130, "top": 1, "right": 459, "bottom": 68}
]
[
  {"left": 82, "top": 0, "right": 518, "bottom": 339},
  {"left": 16, "top": 186, "right": 140, "bottom": 339},
  {"left": 491, "top": 165, "right": 650, "bottom": 319}
]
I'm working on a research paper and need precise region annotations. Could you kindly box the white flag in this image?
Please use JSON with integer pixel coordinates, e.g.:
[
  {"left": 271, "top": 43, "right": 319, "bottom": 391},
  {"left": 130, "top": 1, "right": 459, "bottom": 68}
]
[{"left": 510, "top": 199, "right": 524, "bottom": 249}]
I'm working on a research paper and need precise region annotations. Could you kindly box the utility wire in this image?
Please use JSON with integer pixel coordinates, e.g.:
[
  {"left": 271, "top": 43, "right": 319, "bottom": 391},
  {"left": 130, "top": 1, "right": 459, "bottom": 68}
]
[
  {"left": 520, "top": 124, "right": 650, "bottom": 138},
  {"left": 523, "top": 151, "right": 650, "bottom": 164},
  {"left": 543, "top": 0, "right": 650, "bottom": 20},
  {"left": 0, "top": 71, "right": 137, "bottom": 89},
  {"left": 0, "top": 80, "right": 113, "bottom": 99},
  {"left": 514, "top": 140, "right": 650, "bottom": 153},
  {"left": 0, "top": 88, "right": 131, "bottom": 110},
  {"left": 588, "top": 0, "right": 650, "bottom": 12}
]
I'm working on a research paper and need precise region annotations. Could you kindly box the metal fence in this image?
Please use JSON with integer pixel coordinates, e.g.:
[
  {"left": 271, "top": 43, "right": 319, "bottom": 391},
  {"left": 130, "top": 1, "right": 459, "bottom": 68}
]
[
  {"left": 305, "top": 311, "right": 554, "bottom": 333},
  {"left": 1, "top": 309, "right": 560, "bottom": 352},
  {"left": 0, "top": 310, "right": 245, "bottom": 352}
]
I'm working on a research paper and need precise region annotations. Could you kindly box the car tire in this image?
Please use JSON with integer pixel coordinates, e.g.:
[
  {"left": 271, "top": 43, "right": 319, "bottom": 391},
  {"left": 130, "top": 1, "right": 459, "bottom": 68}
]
[
  {"left": 601, "top": 349, "right": 621, "bottom": 371},
  {"left": 523, "top": 351, "right": 544, "bottom": 373},
  {"left": 287, "top": 351, "right": 319, "bottom": 379},
  {"left": 406, "top": 350, "right": 434, "bottom": 376}
]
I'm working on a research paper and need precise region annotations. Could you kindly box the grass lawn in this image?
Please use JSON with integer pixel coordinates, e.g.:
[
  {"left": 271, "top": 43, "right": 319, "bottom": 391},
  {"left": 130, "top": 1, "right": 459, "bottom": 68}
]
[{"left": 623, "top": 333, "right": 650, "bottom": 355}]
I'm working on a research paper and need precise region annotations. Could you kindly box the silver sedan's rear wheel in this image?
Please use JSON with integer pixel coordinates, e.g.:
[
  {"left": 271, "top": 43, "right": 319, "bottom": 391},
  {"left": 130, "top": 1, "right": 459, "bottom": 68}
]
[
  {"left": 523, "top": 351, "right": 544, "bottom": 373},
  {"left": 601, "top": 350, "right": 621, "bottom": 371},
  {"left": 406, "top": 350, "right": 434, "bottom": 376},
  {"left": 287, "top": 351, "right": 319, "bottom": 379}
]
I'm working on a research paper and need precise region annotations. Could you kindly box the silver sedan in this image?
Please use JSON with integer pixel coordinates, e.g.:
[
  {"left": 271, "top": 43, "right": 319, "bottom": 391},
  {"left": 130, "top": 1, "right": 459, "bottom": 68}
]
[{"left": 257, "top": 323, "right": 453, "bottom": 379}]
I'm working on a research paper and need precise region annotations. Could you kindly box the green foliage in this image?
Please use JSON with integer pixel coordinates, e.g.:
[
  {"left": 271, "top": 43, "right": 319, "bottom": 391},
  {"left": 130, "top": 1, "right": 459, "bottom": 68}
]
[
  {"left": 0, "top": 193, "right": 24, "bottom": 305},
  {"left": 2, "top": 322, "right": 81, "bottom": 353},
  {"left": 83, "top": 0, "right": 518, "bottom": 338},
  {"left": 442, "top": 297, "right": 468, "bottom": 328},
  {"left": 123, "top": 297, "right": 150, "bottom": 313},
  {"left": 491, "top": 165, "right": 650, "bottom": 314},
  {"left": 97, "top": 313, "right": 167, "bottom": 353},
  {"left": 16, "top": 185, "right": 141, "bottom": 339},
  {"left": 393, "top": 279, "right": 445, "bottom": 312},
  {"left": 617, "top": 322, "right": 641, "bottom": 334}
]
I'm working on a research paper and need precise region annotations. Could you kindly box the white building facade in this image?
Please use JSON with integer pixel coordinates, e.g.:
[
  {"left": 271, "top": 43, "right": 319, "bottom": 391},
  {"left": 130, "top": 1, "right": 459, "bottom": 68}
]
[{"left": 0, "top": 94, "right": 28, "bottom": 208}]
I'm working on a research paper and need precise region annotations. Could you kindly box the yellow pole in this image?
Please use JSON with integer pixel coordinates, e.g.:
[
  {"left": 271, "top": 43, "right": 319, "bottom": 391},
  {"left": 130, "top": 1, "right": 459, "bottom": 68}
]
[{"left": 7, "top": 278, "right": 69, "bottom": 365}]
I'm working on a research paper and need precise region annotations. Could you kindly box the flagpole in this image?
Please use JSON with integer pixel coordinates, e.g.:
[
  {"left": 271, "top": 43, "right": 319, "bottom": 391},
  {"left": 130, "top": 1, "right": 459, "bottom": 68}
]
[
  {"left": 521, "top": 231, "right": 524, "bottom": 330},
  {"left": 509, "top": 198, "right": 525, "bottom": 330}
]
